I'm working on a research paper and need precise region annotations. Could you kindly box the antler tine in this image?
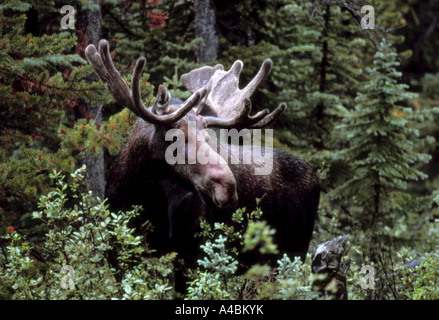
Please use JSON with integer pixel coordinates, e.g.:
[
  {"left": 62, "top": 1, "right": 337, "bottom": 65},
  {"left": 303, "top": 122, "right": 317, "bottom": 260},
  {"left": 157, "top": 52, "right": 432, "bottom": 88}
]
[
  {"left": 204, "top": 99, "right": 269, "bottom": 129},
  {"left": 132, "top": 57, "right": 205, "bottom": 124},
  {"left": 85, "top": 44, "right": 111, "bottom": 84},
  {"left": 98, "top": 40, "right": 137, "bottom": 112},
  {"left": 250, "top": 103, "right": 286, "bottom": 129},
  {"left": 241, "top": 58, "right": 272, "bottom": 100},
  {"left": 249, "top": 108, "right": 270, "bottom": 122}
]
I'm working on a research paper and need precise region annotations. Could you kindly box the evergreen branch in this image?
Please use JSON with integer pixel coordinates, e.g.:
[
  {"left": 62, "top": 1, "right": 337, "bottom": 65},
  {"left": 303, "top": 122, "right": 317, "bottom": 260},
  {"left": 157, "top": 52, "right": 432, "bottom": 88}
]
[
  {"left": 329, "top": 0, "right": 408, "bottom": 49},
  {"left": 0, "top": 66, "right": 104, "bottom": 94},
  {"left": 102, "top": 6, "right": 138, "bottom": 38}
]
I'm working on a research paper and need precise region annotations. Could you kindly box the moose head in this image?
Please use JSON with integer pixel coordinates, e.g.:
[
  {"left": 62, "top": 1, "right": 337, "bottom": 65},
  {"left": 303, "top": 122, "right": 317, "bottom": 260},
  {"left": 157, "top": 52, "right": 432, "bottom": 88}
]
[{"left": 85, "top": 40, "right": 285, "bottom": 209}]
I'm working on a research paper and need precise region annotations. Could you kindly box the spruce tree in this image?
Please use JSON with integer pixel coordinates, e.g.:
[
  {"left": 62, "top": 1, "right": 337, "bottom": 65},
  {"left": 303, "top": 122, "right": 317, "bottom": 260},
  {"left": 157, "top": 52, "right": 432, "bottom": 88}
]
[
  {"left": 323, "top": 38, "right": 437, "bottom": 299},
  {"left": 218, "top": 2, "right": 368, "bottom": 187},
  {"left": 101, "top": 0, "right": 201, "bottom": 93},
  {"left": 0, "top": 1, "right": 154, "bottom": 237},
  {"left": 0, "top": 4, "right": 97, "bottom": 232},
  {"left": 331, "top": 39, "right": 433, "bottom": 232}
]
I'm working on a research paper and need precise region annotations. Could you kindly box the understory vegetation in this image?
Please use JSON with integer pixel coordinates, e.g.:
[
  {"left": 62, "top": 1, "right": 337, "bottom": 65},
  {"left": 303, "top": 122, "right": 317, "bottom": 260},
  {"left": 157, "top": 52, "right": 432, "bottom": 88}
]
[
  {"left": 1, "top": 166, "right": 438, "bottom": 300},
  {"left": 2, "top": 0, "right": 439, "bottom": 300}
]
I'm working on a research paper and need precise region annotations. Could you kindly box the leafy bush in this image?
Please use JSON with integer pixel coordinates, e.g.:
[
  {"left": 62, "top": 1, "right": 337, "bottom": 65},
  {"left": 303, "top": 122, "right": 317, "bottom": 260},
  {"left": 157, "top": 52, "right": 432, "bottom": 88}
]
[
  {"left": 3, "top": 166, "right": 439, "bottom": 300},
  {"left": 186, "top": 202, "right": 317, "bottom": 300},
  {"left": 399, "top": 201, "right": 439, "bottom": 300},
  {"left": 0, "top": 166, "right": 175, "bottom": 300},
  {"left": 401, "top": 250, "right": 439, "bottom": 300},
  {"left": 0, "top": 166, "right": 318, "bottom": 300}
]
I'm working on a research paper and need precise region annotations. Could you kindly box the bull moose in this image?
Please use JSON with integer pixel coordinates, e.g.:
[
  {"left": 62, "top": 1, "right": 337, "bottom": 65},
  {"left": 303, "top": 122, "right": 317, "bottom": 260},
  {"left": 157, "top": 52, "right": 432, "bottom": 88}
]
[{"left": 85, "top": 40, "right": 320, "bottom": 292}]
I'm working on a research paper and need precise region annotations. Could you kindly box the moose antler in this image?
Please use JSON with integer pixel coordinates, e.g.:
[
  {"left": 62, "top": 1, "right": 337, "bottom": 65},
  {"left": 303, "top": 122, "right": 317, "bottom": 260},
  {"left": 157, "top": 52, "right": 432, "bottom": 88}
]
[
  {"left": 181, "top": 59, "right": 286, "bottom": 129},
  {"left": 85, "top": 40, "right": 204, "bottom": 125}
]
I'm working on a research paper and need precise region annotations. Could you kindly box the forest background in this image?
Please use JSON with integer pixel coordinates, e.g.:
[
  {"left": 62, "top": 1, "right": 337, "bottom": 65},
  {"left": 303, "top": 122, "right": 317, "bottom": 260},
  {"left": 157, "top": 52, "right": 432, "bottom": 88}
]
[{"left": 1, "top": 0, "right": 439, "bottom": 300}]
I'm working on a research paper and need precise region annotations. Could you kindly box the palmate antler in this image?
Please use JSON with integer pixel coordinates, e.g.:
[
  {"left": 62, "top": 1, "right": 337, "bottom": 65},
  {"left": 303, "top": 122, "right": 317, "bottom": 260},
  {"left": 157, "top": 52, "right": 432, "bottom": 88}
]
[
  {"left": 181, "top": 59, "right": 286, "bottom": 129},
  {"left": 85, "top": 40, "right": 205, "bottom": 125},
  {"left": 85, "top": 39, "right": 284, "bottom": 130}
]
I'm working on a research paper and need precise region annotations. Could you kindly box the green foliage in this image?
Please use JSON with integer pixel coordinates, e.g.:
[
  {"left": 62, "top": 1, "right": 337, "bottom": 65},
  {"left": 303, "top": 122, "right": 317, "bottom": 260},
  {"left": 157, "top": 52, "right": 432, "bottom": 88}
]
[
  {"left": 187, "top": 205, "right": 316, "bottom": 300},
  {"left": 2, "top": 0, "right": 439, "bottom": 301},
  {"left": 272, "top": 254, "right": 319, "bottom": 300},
  {"left": 242, "top": 253, "right": 319, "bottom": 300},
  {"left": 401, "top": 249, "right": 439, "bottom": 300},
  {"left": 186, "top": 236, "right": 238, "bottom": 300},
  {"left": 0, "top": 166, "right": 176, "bottom": 299},
  {"left": 398, "top": 199, "right": 439, "bottom": 300},
  {"left": 0, "top": 0, "right": 159, "bottom": 242},
  {"left": 0, "top": 167, "right": 318, "bottom": 300},
  {"left": 0, "top": 4, "right": 106, "bottom": 236},
  {"left": 330, "top": 39, "right": 433, "bottom": 231},
  {"left": 101, "top": 0, "right": 201, "bottom": 86},
  {"left": 197, "top": 236, "right": 239, "bottom": 275},
  {"left": 243, "top": 221, "right": 278, "bottom": 255}
]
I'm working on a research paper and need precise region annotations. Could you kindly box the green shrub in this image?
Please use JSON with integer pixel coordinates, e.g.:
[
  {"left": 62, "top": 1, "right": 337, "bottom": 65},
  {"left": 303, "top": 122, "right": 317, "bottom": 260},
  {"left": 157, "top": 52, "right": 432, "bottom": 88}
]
[
  {"left": 186, "top": 204, "right": 317, "bottom": 300},
  {"left": 0, "top": 166, "right": 175, "bottom": 300},
  {"left": 0, "top": 166, "right": 318, "bottom": 300}
]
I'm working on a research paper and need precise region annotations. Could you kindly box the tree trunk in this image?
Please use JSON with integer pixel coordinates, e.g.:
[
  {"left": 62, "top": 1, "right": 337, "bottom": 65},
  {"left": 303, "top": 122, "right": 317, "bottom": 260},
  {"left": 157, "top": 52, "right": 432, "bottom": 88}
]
[
  {"left": 194, "top": 0, "right": 219, "bottom": 63},
  {"left": 76, "top": 0, "right": 105, "bottom": 199}
]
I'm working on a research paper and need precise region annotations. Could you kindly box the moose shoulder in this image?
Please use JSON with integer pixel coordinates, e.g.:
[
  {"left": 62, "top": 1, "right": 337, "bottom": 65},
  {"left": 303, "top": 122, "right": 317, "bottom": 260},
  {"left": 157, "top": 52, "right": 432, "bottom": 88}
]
[{"left": 85, "top": 40, "right": 320, "bottom": 287}]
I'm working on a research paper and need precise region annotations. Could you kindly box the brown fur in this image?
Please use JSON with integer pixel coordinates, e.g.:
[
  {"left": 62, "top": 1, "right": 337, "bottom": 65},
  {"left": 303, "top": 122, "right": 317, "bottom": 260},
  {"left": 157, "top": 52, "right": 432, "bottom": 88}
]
[{"left": 106, "top": 114, "right": 320, "bottom": 293}]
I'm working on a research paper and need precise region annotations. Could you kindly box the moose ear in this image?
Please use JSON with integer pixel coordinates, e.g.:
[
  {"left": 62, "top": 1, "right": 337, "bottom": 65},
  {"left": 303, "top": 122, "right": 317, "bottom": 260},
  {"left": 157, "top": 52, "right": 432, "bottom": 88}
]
[{"left": 181, "top": 64, "right": 224, "bottom": 93}]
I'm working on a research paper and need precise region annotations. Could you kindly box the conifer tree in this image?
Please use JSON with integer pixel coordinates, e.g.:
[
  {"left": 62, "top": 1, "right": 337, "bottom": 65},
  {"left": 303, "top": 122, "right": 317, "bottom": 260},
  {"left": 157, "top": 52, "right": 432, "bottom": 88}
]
[
  {"left": 101, "top": 0, "right": 200, "bottom": 93},
  {"left": 330, "top": 39, "right": 433, "bottom": 232},
  {"left": 270, "top": 3, "right": 367, "bottom": 159},
  {"left": 0, "top": 1, "right": 154, "bottom": 236},
  {"left": 218, "top": 1, "right": 368, "bottom": 181},
  {"left": 0, "top": 4, "right": 97, "bottom": 231}
]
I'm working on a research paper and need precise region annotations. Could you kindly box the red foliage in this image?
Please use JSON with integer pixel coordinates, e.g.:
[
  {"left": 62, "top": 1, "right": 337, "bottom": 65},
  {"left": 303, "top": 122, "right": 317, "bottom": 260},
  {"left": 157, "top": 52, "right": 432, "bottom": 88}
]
[
  {"left": 84, "top": 111, "right": 93, "bottom": 120},
  {"left": 147, "top": 12, "right": 168, "bottom": 29},
  {"left": 7, "top": 226, "right": 14, "bottom": 235},
  {"left": 64, "top": 98, "right": 77, "bottom": 109},
  {"left": 31, "top": 134, "right": 44, "bottom": 141},
  {"left": 75, "top": 29, "right": 89, "bottom": 59}
]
